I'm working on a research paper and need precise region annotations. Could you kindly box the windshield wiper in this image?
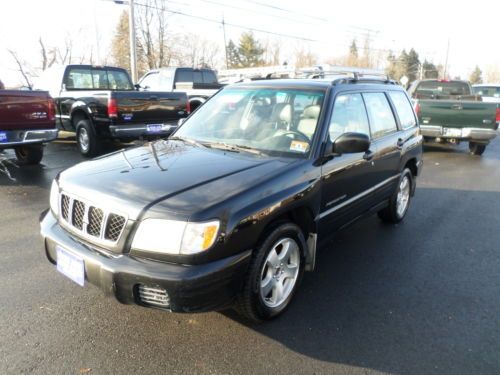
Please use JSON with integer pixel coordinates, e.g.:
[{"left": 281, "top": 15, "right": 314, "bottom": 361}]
[
  {"left": 169, "top": 136, "right": 207, "bottom": 148},
  {"left": 207, "top": 142, "right": 266, "bottom": 156}
]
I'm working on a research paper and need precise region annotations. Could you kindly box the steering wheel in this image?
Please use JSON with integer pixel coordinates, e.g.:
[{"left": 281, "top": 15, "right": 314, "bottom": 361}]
[{"left": 275, "top": 130, "right": 311, "bottom": 143}]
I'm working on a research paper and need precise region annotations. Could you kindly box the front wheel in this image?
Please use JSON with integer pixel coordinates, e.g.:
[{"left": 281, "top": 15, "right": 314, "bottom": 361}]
[
  {"left": 14, "top": 144, "right": 44, "bottom": 165},
  {"left": 236, "top": 223, "right": 306, "bottom": 322},
  {"left": 469, "top": 142, "right": 486, "bottom": 156},
  {"left": 378, "top": 168, "right": 413, "bottom": 223}
]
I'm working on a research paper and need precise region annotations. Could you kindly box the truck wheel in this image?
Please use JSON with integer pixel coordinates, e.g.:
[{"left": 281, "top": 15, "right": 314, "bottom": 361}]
[
  {"left": 14, "top": 144, "right": 44, "bottom": 165},
  {"left": 469, "top": 142, "right": 486, "bottom": 156},
  {"left": 76, "top": 119, "right": 100, "bottom": 157},
  {"left": 236, "top": 222, "right": 305, "bottom": 322},
  {"left": 378, "top": 168, "right": 413, "bottom": 224}
]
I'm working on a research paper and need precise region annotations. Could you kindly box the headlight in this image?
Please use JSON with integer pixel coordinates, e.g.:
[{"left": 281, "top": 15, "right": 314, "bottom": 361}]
[
  {"left": 131, "top": 219, "right": 220, "bottom": 255},
  {"left": 49, "top": 180, "right": 59, "bottom": 216}
]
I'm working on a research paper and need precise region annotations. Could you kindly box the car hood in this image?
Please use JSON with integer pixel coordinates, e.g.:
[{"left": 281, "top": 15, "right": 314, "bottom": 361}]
[{"left": 58, "top": 140, "right": 291, "bottom": 220}]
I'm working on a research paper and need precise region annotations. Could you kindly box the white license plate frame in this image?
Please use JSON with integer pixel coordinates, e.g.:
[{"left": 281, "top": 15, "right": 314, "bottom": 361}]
[{"left": 56, "top": 246, "right": 85, "bottom": 286}]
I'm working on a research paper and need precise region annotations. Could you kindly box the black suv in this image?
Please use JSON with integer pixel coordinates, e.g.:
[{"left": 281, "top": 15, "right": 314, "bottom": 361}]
[{"left": 41, "top": 76, "right": 423, "bottom": 321}]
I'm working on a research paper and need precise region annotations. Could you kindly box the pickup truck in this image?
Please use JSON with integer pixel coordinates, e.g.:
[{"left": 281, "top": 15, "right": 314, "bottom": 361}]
[
  {"left": 137, "top": 67, "right": 222, "bottom": 112},
  {"left": 0, "top": 90, "right": 57, "bottom": 165},
  {"left": 408, "top": 79, "right": 499, "bottom": 155},
  {"left": 473, "top": 84, "right": 500, "bottom": 104},
  {"left": 41, "top": 75, "right": 423, "bottom": 322},
  {"left": 34, "top": 65, "right": 190, "bottom": 157}
]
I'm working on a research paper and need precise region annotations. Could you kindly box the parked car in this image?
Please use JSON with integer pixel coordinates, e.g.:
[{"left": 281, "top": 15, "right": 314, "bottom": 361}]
[
  {"left": 34, "top": 65, "right": 190, "bottom": 157},
  {"left": 408, "top": 79, "right": 499, "bottom": 155},
  {"left": 40, "top": 76, "right": 423, "bottom": 322},
  {"left": 473, "top": 84, "right": 500, "bottom": 104},
  {"left": 137, "top": 67, "right": 222, "bottom": 111},
  {"left": 0, "top": 90, "right": 57, "bottom": 165}
]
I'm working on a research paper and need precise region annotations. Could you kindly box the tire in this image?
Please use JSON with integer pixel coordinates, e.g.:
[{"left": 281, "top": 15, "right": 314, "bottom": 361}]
[
  {"left": 378, "top": 168, "right": 413, "bottom": 224},
  {"left": 76, "top": 119, "right": 100, "bottom": 157},
  {"left": 14, "top": 144, "right": 44, "bottom": 165},
  {"left": 236, "top": 222, "right": 306, "bottom": 322},
  {"left": 469, "top": 142, "right": 486, "bottom": 156}
]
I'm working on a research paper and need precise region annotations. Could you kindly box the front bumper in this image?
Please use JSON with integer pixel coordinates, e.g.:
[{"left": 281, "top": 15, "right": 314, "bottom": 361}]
[
  {"left": 420, "top": 125, "right": 498, "bottom": 142},
  {"left": 0, "top": 128, "right": 58, "bottom": 148},
  {"left": 40, "top": 210, "right": 251, "bottom": 313},
  {"left": 109, "top": 123, "right": 178, "bottom": 139}
]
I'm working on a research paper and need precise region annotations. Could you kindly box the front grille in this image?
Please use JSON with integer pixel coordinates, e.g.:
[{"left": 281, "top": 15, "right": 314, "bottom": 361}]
[
  {"left": 59, "top": 193, "right": 126, "bottom": 243},
  {"left": 137, "top": 285, "right": 170, "bottom": 308},
  {"left": 105, "top": 214, "right": 126, "bottom": 242}
]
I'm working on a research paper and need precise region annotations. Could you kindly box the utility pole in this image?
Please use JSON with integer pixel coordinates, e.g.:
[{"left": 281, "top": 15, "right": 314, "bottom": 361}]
[
  {"left": 222, "top": 15, "right": 229, "bottom": 69},
  {"left": 129, "top": 0, "right": 138, "bottom": 83},
  {"left": 443, "top": 39, "right": 450, "bottom": 79}
]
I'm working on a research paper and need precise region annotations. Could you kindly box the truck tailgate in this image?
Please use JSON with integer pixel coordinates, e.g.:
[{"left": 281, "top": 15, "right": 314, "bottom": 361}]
[
  {"left": 0, "top": 90, "right": 55, "bottom": 130},
  {"left": 111, "top": 91, "right": 188, "bottom": 124},
  {"left": 418, "top": 99, "right": 497, "bottom": 129}
]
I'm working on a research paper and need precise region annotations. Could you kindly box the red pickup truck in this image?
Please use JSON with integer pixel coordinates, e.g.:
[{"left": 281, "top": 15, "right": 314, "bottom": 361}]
[{"left": 0, "top": 90, "right": 58, "bottom": 165}]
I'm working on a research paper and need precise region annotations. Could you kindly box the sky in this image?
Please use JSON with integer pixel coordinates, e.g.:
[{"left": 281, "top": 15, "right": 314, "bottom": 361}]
[{"left": 0, "top": 0, "right": 499, "bottom": 87}]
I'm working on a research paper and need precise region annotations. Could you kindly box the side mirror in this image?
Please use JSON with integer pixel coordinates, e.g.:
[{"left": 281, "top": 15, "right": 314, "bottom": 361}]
[
  {"left": 330, "top": 132, "right": 370, "bottom": 155},
  {"left": 134, "top": 84, "right": 141, "bottom": 90}
]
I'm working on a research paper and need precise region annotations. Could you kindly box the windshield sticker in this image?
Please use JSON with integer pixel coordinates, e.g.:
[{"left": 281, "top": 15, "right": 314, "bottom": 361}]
[{"left": 290, "top": 140, "right": 309, "bottom": 153}]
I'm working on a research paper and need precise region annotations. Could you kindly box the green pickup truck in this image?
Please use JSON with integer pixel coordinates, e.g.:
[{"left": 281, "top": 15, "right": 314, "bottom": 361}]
[{"left": 408, "top": 79, "right": 500, "bottom": 155}]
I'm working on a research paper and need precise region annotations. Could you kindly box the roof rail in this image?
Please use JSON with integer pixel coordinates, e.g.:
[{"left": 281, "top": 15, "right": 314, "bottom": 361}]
[{"left": 306, "top": 70, "right": 396, "bottom": 85}]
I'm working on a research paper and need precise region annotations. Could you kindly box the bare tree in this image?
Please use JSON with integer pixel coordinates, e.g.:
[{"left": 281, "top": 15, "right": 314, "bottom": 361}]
[
  {"left": 8, "top": 50, "right": 33, "bottom": 88},
  {"left": 39, "top": 37, "right": 57, "bottom": 70}
]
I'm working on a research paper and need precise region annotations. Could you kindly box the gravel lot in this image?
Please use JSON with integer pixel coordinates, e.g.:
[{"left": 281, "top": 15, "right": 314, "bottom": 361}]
[{"left": 1, "top": 134, "right": 499, "bottom": 375}]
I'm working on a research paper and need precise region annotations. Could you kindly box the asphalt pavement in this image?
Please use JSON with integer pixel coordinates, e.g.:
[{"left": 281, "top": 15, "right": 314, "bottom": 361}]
[{"left": 1, "top": 135, "right": 499, "bottom": 375}]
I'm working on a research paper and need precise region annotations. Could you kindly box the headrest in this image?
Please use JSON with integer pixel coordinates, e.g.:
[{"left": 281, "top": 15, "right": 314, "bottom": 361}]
[
  {"left": 272, "top": 103, "right": 292, "bottom": 123},
  {"left": 302, "top": 105, "right": 320, "bottom": 119}
]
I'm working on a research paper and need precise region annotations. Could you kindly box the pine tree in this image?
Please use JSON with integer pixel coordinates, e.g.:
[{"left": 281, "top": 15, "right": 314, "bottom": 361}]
[
  {"left": 469, "top": 66, "right": 483, "bottom": 84},
  {"left": 348, "top": 39, "right": 358, "bottom": 66},
  {"left": 226, "top": 40, "right": 240, "bottom": 69},
  {"left": 237, "top": 32, "right": 265, "bottom": 68},
  {"left": 111, "top": 11, "right": 131, "bottom": 73}
]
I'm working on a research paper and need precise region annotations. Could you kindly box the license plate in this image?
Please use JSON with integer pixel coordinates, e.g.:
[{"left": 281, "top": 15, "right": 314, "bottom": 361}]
[
  {"left": 56, "top": 246, "right": 85, "bottom": 286},
  {"left": 443, "top": 128, "right": 462, "bottom": 137},
  {"left": 147, "top": 124, "right": 163, "bottom": 133},
  {"left": 0, "top": 131, "right": 7, "bottom": 143}
]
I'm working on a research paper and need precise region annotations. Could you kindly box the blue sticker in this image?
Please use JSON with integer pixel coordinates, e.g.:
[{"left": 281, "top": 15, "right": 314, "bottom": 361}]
[
  {"left": 0, "top": 132, "right": 7, "bottom": 142},
  {"left": 123, "top": 114, "right": 133, "bottom": 121}
]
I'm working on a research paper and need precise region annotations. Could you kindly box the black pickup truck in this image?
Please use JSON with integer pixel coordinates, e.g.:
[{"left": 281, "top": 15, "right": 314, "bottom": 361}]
[
  {"left": 34, "top": 65, "right": 189, "bottom": 156},
  {"left": 41, "top": 76, "right": 422, "bottom": 321}
]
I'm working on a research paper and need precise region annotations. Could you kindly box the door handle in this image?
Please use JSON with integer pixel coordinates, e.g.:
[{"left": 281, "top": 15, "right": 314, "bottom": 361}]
[
  {"left": 397, "top": 138, "right": 405, "bottom": 149},
  {"left": 363, "top": 150, "right": 375, "bottom": 161}
]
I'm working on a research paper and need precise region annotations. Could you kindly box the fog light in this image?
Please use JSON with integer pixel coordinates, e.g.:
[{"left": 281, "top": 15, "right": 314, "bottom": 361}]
[{"left": 137, "top": 284, "right": 170, "bottom": 308}]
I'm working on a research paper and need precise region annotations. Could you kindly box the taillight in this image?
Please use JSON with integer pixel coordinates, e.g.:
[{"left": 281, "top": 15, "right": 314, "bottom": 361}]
[
  {"left": 414, "top": 102, "right": 420, "bottom": 117},
  {"left": 186, "top": 100, "right": 191, "bottom": 115},
  {"left": 108, "top": 98, "right": 118, "bottom": 118},
  {"left": 496, "top": 107, "right": 500, "bottom": 123},
  {"left": 47, "top": 98, "right": 56, "bottom": 121}
]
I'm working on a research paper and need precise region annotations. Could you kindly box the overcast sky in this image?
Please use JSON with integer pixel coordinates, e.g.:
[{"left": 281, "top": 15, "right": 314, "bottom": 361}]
[{"left": 0, "top": 0, "right": 498, "bottom": 86}]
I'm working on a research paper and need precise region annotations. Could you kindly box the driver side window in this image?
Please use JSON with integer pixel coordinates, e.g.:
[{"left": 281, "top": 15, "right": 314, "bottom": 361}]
[{"left": 329, "top": 93, "right": 370, "bottom": 142}]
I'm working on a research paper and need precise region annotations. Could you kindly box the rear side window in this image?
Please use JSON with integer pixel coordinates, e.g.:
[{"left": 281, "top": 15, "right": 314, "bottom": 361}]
[
  {"left": 107, "top": 70, "right": 133, "bottom": 90},
  {"left": 175, "top": 69, "right": 193, "bottom": 83},
  {"left": 193, "top": 71, "right": 203, "bottom": 84},
  {"left": 388, "top": 91, "right": 417, "bottom": 129},
  {"left": 202, "top": 71, "right": 217, "bottom": 84},
  {"left": 363, "top": 93, "right": 398, "bottom": 139},
  {"left": 329, "top": 93, "right": 370, "bottom": 142},
  {"left": 66, "top": 68, "right": 93, "bottom": 89}
]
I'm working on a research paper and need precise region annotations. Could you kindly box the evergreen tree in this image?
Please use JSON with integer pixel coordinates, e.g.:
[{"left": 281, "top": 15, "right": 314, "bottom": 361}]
[
  {"left": 348, "top": 39, "right": 358, "bottom": 66},
  {"left": 469, "top": 66, "right": 483, "bottom": 84},
  {"left": 237, "top": 32, "right": 265, "bottom": 68},
  {"left": 226, "top": 40, "right": 240, "bottom": 69},
  {"left": 407, "top": 48, "right": 420, "bottom": 83},
  {"left": 422, "top": 60, "right": 439, "bottom": 79},
  {"left": 111, "top": 11, "right": 131, "bottom": 73}
]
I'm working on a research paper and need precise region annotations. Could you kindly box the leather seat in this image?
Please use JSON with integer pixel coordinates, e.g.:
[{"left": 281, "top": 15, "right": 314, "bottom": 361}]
[
  {"left": 270, "top": 103, "right": 292, "bottom": 129},
  {"left": 297, "top": 105, "right": 321, "bottom": 139}
]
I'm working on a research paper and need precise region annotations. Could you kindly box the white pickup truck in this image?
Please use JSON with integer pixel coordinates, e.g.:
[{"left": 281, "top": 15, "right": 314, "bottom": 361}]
[{"left": 137, "top": 67, "right": 222, "bottom": 112}]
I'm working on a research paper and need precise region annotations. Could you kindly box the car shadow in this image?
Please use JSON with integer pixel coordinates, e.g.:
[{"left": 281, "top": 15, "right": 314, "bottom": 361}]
[{"left": 221, "top": 187, "right": 500, "bottom": 375}]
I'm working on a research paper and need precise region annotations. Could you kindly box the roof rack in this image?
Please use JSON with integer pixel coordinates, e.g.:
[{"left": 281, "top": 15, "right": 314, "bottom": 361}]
[{"left": 317, "top": 71, "right": 396, "bottom": 85}]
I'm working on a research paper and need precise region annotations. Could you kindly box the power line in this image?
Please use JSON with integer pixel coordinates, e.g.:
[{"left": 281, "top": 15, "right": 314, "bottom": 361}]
[{"left": 134, "top": 2, "right": 317, "bottom": 41}]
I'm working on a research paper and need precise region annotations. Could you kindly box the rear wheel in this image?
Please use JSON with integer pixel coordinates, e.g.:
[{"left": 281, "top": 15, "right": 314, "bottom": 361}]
[
  {"left": 378, "top": 168, "right": 413, "bottom": 223},
  {"left": 14, "top": 144, "right": 44, "bottom": 165},
  {"left": 76, "top": 119, "right": 100, "bottom": 157},
  {"left": 469, "top": 142, "right": 486, "bottom": 156},
  {"left": 236, "top": 223, "right": 305, "bottom": 322}
]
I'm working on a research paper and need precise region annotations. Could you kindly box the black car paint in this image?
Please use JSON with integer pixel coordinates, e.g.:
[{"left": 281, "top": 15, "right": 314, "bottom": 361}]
[{"left": 41, "top": 79, "right": 423, "bottom": 312}]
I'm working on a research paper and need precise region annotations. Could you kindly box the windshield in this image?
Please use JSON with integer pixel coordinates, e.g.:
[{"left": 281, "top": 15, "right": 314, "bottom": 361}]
[
  {"left": 174, "top": 87, "right": 325, "bottom": 157},
  {"left": 415, "top": 81, "right": 471, "bottom": 96}
]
